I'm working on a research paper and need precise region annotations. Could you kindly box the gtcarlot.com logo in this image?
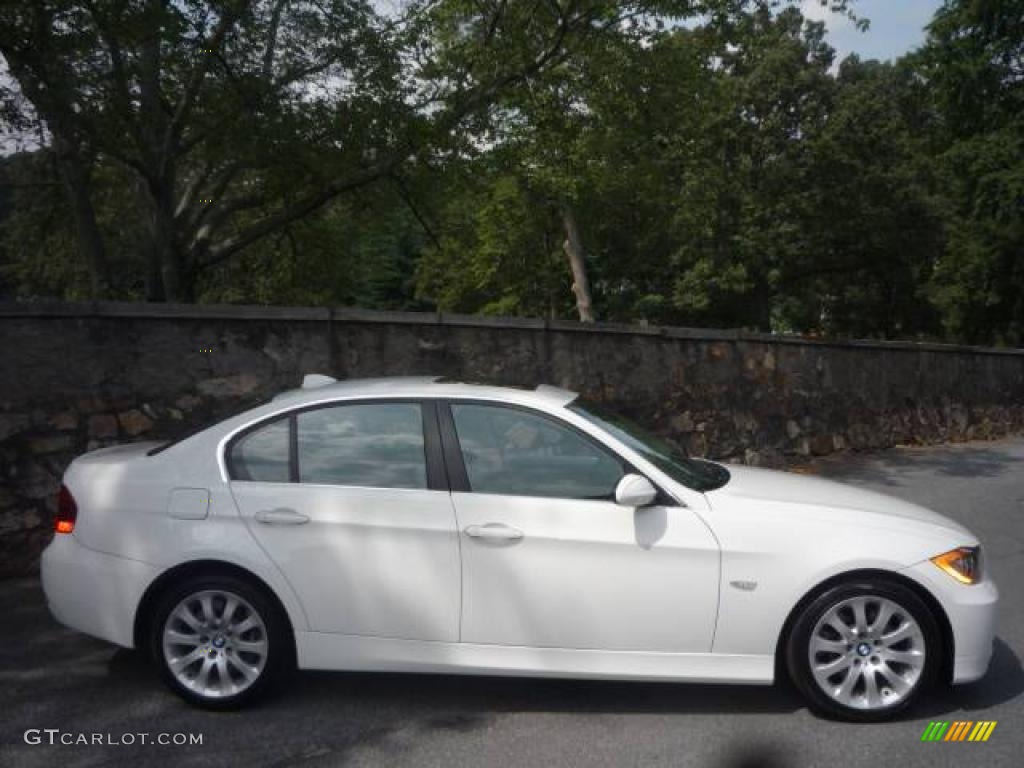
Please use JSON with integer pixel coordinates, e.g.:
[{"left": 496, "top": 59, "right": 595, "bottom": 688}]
[
  {"left": 24, "top": 729, "right": 203, "bottom": 746},
  {"left": 921, "top": 721, "right": 997, "bottom": 742}
]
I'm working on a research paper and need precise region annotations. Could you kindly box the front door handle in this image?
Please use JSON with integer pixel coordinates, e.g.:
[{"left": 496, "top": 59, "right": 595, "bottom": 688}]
[
  {"left": 464, "top": 523, "right": 524, "bottom": 541},
  {"left": 255, "top": 508, "right": 310, "bottom": 525}
]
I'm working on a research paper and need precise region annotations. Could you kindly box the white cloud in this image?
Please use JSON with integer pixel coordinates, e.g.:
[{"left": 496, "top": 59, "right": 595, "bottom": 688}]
[
  {"left": 800, "top": 0, "right": 855, "bottom": 64},
  {"left": 800, "top": 0, "right": 851, "bottom": 30}
]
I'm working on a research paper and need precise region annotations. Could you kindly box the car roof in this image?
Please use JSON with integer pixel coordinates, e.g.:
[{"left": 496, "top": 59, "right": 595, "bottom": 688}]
[{"left": 272, "top": 375, "right": 579, "bottom": 409}]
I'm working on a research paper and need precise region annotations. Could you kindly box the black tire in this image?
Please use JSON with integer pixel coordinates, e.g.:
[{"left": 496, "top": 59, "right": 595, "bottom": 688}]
[
  {"left": 149, "top": 572, "right": 292, "bottom": 709},
  {"left": 786, "top": 577, "right": 942, "bottom": 722}
]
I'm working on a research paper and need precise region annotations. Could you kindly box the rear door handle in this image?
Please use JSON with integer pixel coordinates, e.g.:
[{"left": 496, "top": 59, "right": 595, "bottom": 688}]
[
  {"left": 255, "top": 508, "right": 310, "bottom": 525},
  {"left": 464, "top": 523, "right": 524, "bottom": 541}
]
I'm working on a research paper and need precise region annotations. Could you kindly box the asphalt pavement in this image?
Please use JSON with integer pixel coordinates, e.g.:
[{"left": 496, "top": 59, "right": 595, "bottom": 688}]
[{"left": 2, "top": 437, "right": 1023, "bottom": 768}]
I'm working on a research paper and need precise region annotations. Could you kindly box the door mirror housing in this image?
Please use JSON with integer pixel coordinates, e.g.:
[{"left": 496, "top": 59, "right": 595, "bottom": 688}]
[{"left": 614, "top": 474, "right": 658, "bottom": 507}]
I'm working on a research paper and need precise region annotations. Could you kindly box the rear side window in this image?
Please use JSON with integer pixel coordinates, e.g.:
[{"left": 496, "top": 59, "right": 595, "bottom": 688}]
[
  {"left": 228, "top": 403, "right": 429, "bottom": 489},
  {"left": 296, "top": 403, "right": 427, "bottom": 489},
  {"left": 450, "top": 403, "right": 624, "bottom": 499},
  {"left": 229, "top": 418, "right": 290, "bottom": 482}
]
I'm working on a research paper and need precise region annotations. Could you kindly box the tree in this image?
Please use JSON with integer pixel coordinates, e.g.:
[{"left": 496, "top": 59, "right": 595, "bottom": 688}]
[
  {"left": 1, "top": 0, "right": 657, "bottom": 301},
  {"left": 919, "top": 0, "right": 1024, "bottom": 344},
  {"left": 791, "top": 56, "right": 945, "bottom": 338},
  {"left": 418, "top": 3, "right": 847, "bottom": 324},
  {"left": 669, "top": 7, "right": 836, "bottom": 331}
]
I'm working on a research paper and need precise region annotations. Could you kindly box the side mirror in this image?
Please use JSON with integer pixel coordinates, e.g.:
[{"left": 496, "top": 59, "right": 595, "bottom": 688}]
[{"left": 614, "top": 473, "right": 658, "bottom": 507}]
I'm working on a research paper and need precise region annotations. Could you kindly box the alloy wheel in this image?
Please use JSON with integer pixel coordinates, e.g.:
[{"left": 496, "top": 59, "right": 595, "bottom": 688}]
[
  {"left": 161, "top": 589, "right": 269, "bottom": 699},
  {"left": 807, "top": 594, "right": 926, "bottom": 711}
]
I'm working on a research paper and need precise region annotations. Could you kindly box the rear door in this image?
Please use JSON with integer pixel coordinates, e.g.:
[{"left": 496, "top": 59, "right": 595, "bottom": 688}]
[{"left": 228, "top": 400, "right": 461, "bottom": 641}]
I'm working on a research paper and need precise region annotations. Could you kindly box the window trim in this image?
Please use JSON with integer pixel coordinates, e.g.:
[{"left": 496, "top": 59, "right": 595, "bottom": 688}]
[
  {"left": 439, "top": 399, "right": 670, "bottom": 503},
  {"left": 224, "top": 398, "right": 445, "bottom": 491}
]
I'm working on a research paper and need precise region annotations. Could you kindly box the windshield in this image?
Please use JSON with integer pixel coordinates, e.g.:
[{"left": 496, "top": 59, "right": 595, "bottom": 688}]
[{"left": 567, "top": 398, "right": 730, "bottom": 492}]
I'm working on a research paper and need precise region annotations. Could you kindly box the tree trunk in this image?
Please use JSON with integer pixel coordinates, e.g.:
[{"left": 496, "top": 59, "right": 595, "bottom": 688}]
[
  {"left": 754, "top": 276, "right": 772, "bottom": 333},
  {"left": 52, "top": 135, "right": 111, "bottom": 299},
  {"left": 142, "top": 174, "right": 195, "bottom": 302},
  {"left": 560, "top": 202, "right": 595, "bottom": 323},
  {"left": 137, "top": 0, "right": 195, "bottom": 302}
]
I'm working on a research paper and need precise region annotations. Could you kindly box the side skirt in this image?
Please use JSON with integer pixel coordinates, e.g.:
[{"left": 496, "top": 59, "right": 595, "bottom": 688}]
[{"left": 295, "top": 632, "right": 774, "bottom": 684}]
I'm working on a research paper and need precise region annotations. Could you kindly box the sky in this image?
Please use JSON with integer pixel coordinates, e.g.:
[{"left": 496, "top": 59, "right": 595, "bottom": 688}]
[{"left": 801, "top": 0, "right": 946, "bottom": 62}]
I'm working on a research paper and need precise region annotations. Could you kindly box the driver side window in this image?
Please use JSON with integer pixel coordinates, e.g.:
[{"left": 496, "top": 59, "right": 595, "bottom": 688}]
[{"left": 450, "top": 403, "right": 625, "bottom": 500}]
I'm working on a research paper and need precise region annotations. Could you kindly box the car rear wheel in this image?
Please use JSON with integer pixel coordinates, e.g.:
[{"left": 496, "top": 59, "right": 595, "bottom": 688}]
[
  {"left": 150, "top": 573, "right": 290, "bottom": 708},
  {"left": 786, "top": 578, "right": 941, "bottom": 721}
]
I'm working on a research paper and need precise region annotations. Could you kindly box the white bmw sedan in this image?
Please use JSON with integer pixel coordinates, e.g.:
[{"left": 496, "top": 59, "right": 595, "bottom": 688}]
[{"left": 41, "top": 376, "right": 997, "bottom": 720}]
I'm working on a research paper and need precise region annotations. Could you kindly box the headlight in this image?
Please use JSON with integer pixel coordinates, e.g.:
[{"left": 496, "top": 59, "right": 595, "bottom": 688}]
[{"left": 931, "top": 546, "right": 981, "bottom": 584}]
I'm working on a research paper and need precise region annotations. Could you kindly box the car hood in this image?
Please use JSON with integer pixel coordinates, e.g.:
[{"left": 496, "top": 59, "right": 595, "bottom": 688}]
[{"left": 704, "top": 464, "right": 973, "bottom": 540}]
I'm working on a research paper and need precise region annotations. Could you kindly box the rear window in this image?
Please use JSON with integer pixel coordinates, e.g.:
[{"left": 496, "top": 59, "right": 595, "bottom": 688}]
[
  {"left": 229, "top": 417, "right": 290, "bottom": 482},
  {"left": 147, "top": 399, "right": 270, "bottom": 456},
  {"left": 226, "top": 402, "right": 429, "bottom": 490}
]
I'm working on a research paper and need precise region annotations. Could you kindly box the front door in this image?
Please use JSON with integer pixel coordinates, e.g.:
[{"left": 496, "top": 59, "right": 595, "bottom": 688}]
[
  {"left": 443, "top": 401, "right": 720, "bottom": 653},
  {"left": 228, "top": 400, "right": 461, "bottom": 641}
]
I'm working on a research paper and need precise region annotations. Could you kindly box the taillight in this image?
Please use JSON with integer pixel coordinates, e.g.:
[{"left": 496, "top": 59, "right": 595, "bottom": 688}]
[{"left": 55, "top": 484, "right": 77, "bottom": 534}]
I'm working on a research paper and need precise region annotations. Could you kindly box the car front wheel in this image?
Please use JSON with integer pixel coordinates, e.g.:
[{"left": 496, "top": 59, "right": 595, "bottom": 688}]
[
  {"left": 786, "top": 578, "right": 942, "bottom": 721},
  {"left": 150, "top": 573, "right": 290, "bottom": 708}
]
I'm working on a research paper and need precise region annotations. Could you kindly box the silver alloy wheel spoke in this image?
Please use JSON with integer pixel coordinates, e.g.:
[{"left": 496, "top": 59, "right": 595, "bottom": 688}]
[
  {"left": 808, "top": 595, "right": 926, "bottom": 711},
  {"left": 177, "top": 605, "right": 204, "bottom": 632},
  {"left": 221, "top": 596, "right": 238, "bottom": 625},
  {"left": 863, "top": 667, "right": 882, "bottom": 708},
  {"left": 815, "top": 655, "right": 852, "bottom": 676},
  {"left": 881, "top": 622, "right": 916, "bottom": 644},
  {"left": 814, "top": 637, "right": 849, "bottom": 653},
  {"left": 870, "top": 602, "right": 894, "bottom": 635},
  {"left": 886, "top": 649, "right": 924, "bottom": 665},
  {"left": 821, "top": 612, "right": 855, "bottom": 642},
  {"left": 164, "top": 628, "right": 198, "bottom": 645},
  {"left": 162, "top": 589, "right": 269, "bottom": 699},
  {"left": 877, "top": 665, "right": 913, "bottom": 696},
  {"left": 228, "top": 657, "right": 260, "bottom": 683},
  {"left": 168, "top": 647, "right": 205, "bottom": 672},
  {"left": 852, "top": 600, "right": 869, "bottom": 635},
  {"left": 200, "top": 595, "right": 215, "bottom": 625}
]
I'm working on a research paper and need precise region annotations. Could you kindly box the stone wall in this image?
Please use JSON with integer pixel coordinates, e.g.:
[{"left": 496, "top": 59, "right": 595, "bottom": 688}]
[{"left": 2, "top": 301, "right": 1023, "bottom": 577}]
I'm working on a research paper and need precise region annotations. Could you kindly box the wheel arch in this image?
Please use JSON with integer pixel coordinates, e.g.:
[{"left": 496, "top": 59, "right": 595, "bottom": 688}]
[
  {"left": 133, "top": 559, "right": 297, "bottom": 657},
  {"left": 774, "top": 568, "right": 955, "bottom": 686}
]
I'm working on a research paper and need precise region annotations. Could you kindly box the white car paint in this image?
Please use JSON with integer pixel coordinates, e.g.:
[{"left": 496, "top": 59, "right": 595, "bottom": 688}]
[
  {"left": 41, "top": 376, "right": 997, "bottom": 690},
  {"left": 232, "top": 481, "right": 461, "bottom": 640}
]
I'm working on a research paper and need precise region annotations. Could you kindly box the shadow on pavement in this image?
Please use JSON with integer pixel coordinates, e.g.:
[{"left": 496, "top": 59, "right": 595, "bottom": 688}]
[
  {"left": 99, "top": 636, "right": 1021, "bottom": 723},
  {"left": 914, "top": 637, "right": 1024, "bottom": 718},
  {"left": 280, "top": 667, "right": 805, "bottom": 718},
  {"left": 816, "top": 444, "right": 1020, "bottom": 488}
]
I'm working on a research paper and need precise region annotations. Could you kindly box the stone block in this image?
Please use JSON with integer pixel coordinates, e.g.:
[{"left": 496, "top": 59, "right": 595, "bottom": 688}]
[
  {"left": 197, "top": 373, "right": 262, "bottom": 398},
  {"left": 88, "top": 414, "right": 118, "bottom": 439},
  {"left": 28, "top": 435, "right": 74, "bottom": 455},
  {"left": 118, "top": 409, "right": 154, "bottom": 436}
]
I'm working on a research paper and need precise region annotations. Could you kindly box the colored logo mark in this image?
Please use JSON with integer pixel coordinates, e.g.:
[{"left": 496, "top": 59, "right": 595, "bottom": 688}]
[{"left": 921, "top": 721, "right": 997, "bottom": 742}]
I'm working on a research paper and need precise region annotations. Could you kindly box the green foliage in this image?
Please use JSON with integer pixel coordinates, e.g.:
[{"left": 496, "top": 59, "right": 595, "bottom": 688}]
[
  {"left": 1, "top": 0, "right": 1022, "bottom": 345},
  {"left": 919, "top": 0, "right": 1024, "bottom": 344},
  {"left": 417, "top": 173, "right": 567, "bottom": 316},
  {"left": 200, "top": 189, "right": 432, "bottom": 309}
]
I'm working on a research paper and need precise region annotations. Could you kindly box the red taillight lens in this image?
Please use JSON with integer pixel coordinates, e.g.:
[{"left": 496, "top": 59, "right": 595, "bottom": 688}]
[{"left": 55, "top": 484, "right": 77, "bottom": 534}]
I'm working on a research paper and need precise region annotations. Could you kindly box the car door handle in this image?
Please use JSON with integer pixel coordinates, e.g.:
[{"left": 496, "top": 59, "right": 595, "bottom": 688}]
[
  {"left": 464, "top": 524, "right": 524, "bottom": 541},
  {"left": 255, "top": 508, "right": 310, "bottom": 525}
]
